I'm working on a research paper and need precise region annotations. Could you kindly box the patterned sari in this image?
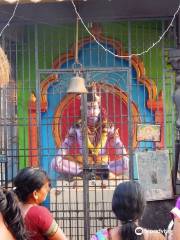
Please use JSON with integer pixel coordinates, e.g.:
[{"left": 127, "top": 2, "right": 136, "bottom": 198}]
[
  {"left": 24, "top": 205, "right": 58, "bottom": 240},
  {"left": 91, "top": 229, "right": 110, "bottom": 240}
]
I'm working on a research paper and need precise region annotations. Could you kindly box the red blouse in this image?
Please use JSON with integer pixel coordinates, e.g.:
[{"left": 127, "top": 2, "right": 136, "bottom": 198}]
[{"left": 24, "top": 205, "right": 58, "bottom": 240}]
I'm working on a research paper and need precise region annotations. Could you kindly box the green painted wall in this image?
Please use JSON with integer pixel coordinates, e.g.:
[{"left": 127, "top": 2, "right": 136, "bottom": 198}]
[
  {"left": 17, "top": 26, "right": 36, "bottom": 168},
  {"left": 17, "top": 21, "right": 175, "bottom": 168}
]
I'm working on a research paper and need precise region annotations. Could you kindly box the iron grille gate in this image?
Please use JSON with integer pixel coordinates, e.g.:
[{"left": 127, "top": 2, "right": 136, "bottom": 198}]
[
  {"left": 0, "top": 20, "right": 177, "bottom": 240},
  {"left": 36, "top": 67, "right": 132, "bottom": 240}
]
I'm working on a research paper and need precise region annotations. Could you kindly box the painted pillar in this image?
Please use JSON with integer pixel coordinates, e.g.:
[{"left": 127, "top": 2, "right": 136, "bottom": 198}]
[
  {"left": 169, "top": 48, "right": 180, "bottom": 195},
  {"left": 28, "top": 93, "right": 39, "bottom": 167}
]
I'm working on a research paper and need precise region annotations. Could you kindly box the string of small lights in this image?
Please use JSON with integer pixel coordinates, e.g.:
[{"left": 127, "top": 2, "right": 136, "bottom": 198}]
[
  {"left": 0, "top": 0, "right": 180, "bottom": 58},
  {"left": 71, "top": 0, "right": 180, "bottom": 58},
  {"left": 0, "top": 0, "right": 19, "bottom": 37}
]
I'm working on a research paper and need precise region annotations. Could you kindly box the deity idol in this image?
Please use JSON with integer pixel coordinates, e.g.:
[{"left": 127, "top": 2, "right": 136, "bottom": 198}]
[{"left": 51, "top": 84, "right": 129, "bottom": 179}]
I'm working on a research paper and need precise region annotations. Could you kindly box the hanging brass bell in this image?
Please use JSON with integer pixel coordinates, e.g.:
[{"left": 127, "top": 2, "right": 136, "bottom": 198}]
[{"left": 67, "top": 74, "right": 88, "bottom": 93}]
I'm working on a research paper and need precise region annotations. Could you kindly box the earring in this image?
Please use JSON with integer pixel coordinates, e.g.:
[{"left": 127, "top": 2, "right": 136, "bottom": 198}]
[{"left": 34, "top": 195, "right": 39, "bottom": 200}]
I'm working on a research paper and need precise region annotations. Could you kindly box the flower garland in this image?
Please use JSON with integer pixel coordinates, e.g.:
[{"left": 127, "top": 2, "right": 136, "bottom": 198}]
[{"left": 87, "top": 121, "right": 108, "bottom": 156}]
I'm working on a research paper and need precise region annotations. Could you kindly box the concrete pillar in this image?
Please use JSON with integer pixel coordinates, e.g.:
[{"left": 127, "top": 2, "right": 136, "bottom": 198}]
[{"left": 169, "top": 48, "right": 180, "bottom": 195}]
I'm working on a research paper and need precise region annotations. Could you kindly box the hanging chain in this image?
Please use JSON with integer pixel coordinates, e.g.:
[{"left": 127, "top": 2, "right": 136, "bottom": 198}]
[
  {"left": 75, "top": 17, "right": 79, "bottom": 64},
  {"left": 73, "top": 17, "right": 83, "bottom": 74}
]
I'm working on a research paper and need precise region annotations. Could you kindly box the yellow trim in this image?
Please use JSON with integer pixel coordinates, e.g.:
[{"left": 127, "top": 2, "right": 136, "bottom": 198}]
[
  {"left": 44, "top": 219, "right": 58, "bottom": 237},
  {"left": 87, "top": 125, "right": 108, "bottom": 156}
]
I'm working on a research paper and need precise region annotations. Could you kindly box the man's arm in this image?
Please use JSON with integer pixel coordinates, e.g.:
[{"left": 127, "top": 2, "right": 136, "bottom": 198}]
[
  {"left": 51, "top": 126, "right": 77, "bottom": 173},
  {"left": 108, "top": 126, "right": 128, "bottom": 157},
  {"left": 107, "top": 125, "right": 129, "bottom": 175},
  {"left": 60, "top": 126, "right": 77, "bottom": 154}
]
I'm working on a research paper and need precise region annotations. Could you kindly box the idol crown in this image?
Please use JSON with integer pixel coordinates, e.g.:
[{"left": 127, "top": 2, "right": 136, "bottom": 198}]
[{"left": 87, "top": 83, "right": 101, "bottom": 103}]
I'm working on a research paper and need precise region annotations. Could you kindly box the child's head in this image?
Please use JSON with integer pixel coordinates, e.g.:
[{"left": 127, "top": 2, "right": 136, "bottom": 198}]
[
  {"left": 112, "top": 181, "right": 146, "bottom": 240},
  {"left": 112, "top": 181, "right": 145, "bottom": 223},
  {"left": 14, "top": 167, "right": 50, "bottom": 204}
]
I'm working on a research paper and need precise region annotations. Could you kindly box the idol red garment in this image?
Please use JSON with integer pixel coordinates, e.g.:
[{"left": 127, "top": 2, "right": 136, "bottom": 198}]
[{"left": 24, "top": 205, "right": 58, "bottom": 240}]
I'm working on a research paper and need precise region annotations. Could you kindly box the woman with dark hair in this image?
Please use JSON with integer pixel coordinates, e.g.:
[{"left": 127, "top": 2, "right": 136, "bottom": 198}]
[
  {"left": 14, "top": 167, "right": 67, "bottom": 240},
  {"left": 0, "top": 187, "right": 28, "bottom": 240},
  {"left": 91, "top": 181, "right": 165, "bottom": 240}
]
